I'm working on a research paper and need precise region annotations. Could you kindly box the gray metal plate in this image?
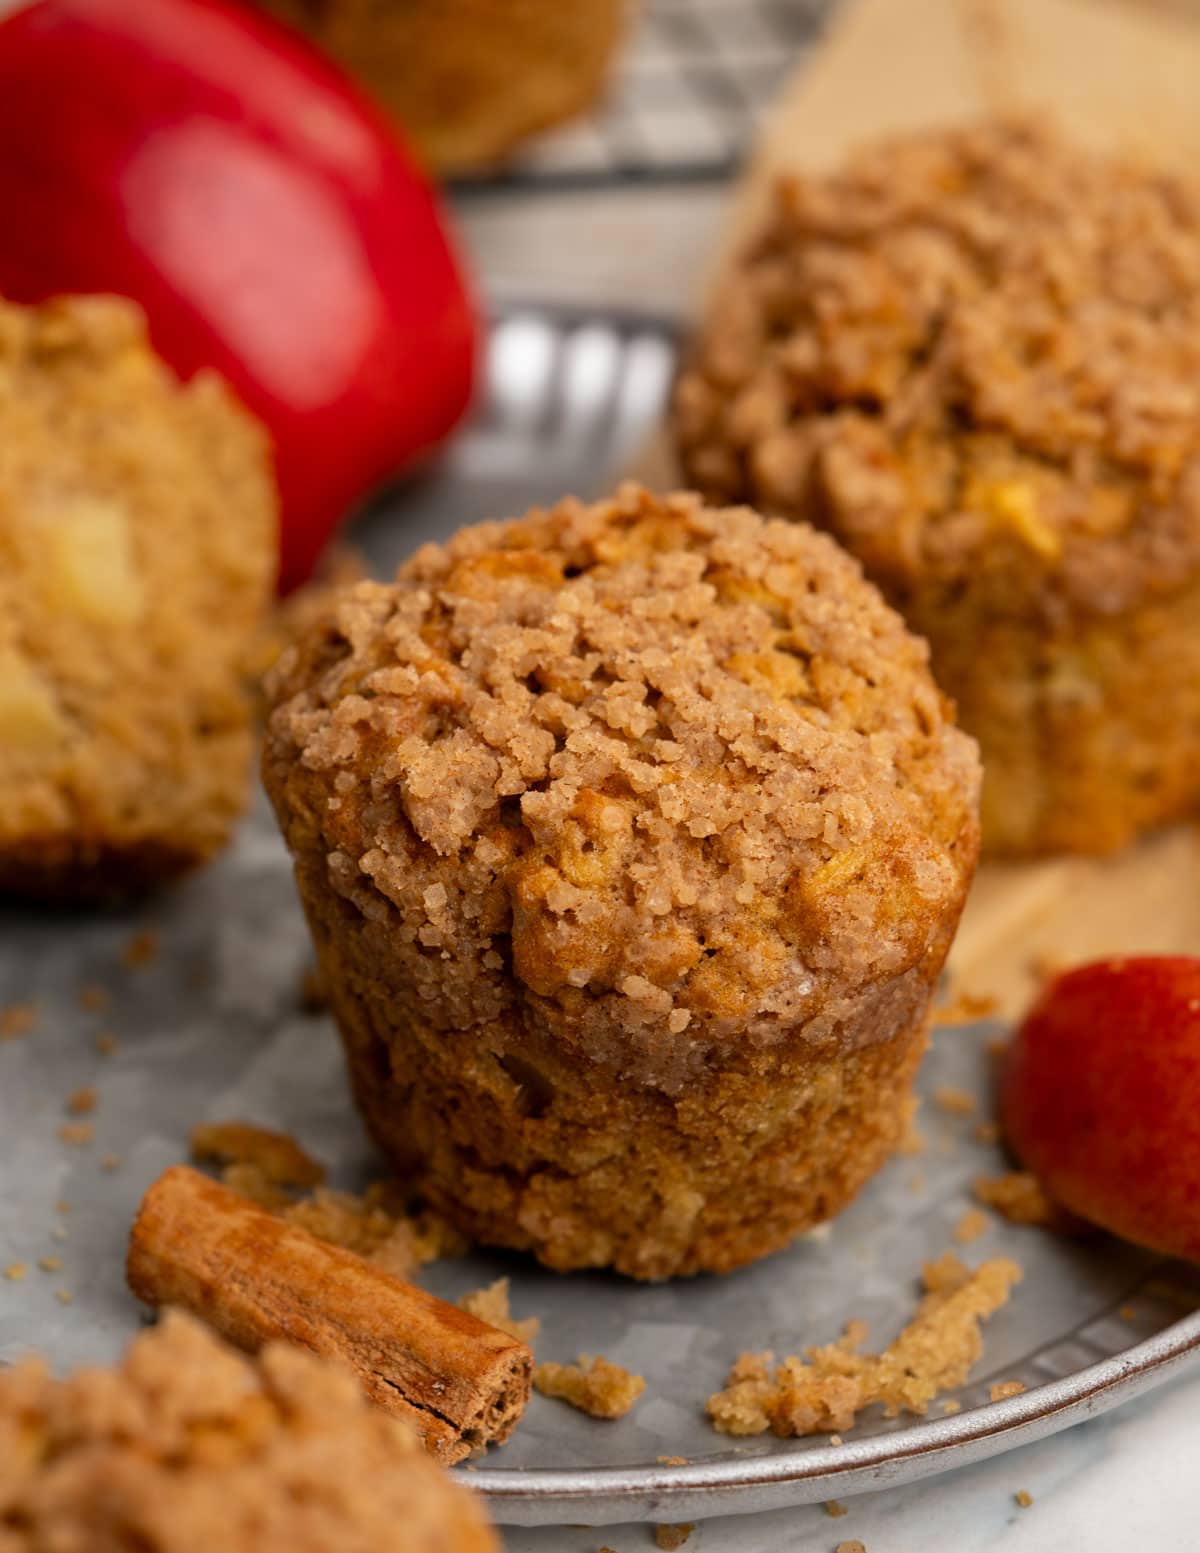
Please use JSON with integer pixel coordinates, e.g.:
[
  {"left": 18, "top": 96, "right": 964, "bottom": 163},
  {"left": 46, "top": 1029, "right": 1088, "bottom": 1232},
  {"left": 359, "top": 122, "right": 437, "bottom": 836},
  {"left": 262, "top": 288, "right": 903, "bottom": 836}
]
[{"left": 2, "top": 305, "right": 1197, "bottom": 1528}]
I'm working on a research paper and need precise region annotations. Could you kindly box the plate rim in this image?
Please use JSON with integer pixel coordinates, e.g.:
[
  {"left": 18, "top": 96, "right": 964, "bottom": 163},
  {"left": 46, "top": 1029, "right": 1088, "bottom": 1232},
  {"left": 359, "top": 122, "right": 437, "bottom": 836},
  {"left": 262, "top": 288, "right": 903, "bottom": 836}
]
[{"left": 468, "top": 1307, "right": 1200, "bottom": 1524}]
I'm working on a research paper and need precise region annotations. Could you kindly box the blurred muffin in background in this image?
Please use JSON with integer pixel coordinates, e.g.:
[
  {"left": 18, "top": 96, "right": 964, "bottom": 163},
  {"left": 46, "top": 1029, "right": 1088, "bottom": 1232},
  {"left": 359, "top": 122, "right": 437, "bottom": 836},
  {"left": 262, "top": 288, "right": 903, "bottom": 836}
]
[
  {"left": 0, "top": 296, "right": 276, "bottom": 902},
  {"left": 675, "top": 118, "right": 1200, "bottom": 857},
  {"left": 253, "top": 0, "right": 629, "bottom": 174}
]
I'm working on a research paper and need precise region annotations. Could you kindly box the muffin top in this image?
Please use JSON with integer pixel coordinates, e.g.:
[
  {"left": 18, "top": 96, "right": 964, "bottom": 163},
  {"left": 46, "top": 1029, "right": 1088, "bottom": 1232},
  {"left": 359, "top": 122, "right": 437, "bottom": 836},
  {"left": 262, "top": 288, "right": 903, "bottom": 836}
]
[
  {"left": 0, "top": 1310, "right": 496, "bottom": 1553},
  {"left": 266, "top": 486, "right": 979, "bottom": 1083},
  {"left": 674, "top": 119, "right": 1200, "bottom": 619}
]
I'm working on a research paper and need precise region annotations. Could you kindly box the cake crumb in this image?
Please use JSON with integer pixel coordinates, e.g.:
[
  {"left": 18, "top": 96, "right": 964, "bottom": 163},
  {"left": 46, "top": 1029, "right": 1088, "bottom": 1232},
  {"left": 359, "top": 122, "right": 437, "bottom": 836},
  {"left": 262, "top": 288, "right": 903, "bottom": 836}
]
[
  {"left": 65, "top": 1086, "right": 97, "bottom": 1116},
  {"left": 100, "top": 1152, "right": 121, "bottom": 1172},
  {"left": 120, "top": 929, "right": 159, "bottom": 969},
  {"left": 457, "top": 1277, "right": 540, "bottom": 1344},
  {"left": 280, "top": 1181, "right": 468, "bottom": 1279},
  {"left": 953, "top": 1207, "right": 990, "bottom": 1245},
  {"left": 826, "top": 1499, "right": 848, "bottom": 1517},
  {"left": 942, "top": 1399, "right": 962, "bottom": 1414},
  {"left": 534, "top": 1356, "right": 646, "bottom": 1419},
  {"left": 57, "top": 1122, "right": 94, "bottom": 1146},
  {"left": 990, "top": 1380, "right": 1026, "bottom": 1401},
  {"left": 36, "top": 1256, "right": 62, "bottom": 1273},
  {"left": 974, "top": 1172, "right": 1083, "bottom": 1231},
  {"left": 657, "top": 1455, "right": 689, "bottom": 1465},
  {"left": 78, "top": 983, "right": 110, "bottom": 1013},
  {"left": 1014, "top": 1489, "right": 1033, "bottom": 1508},
  {"left": 932, "top": 1085, "right": 977, "bottom": 1117},
  {"left": 55, "top": 1288, "right": 73, "bottom": 1305},
  {"left": 653, "top": 1526, "right": 694, "bottom": 1550},
  {"left": 835, "top": 1541, "right": 866, "bottom": 1553},
  {"left": 95, "top": 1033, "right": 119, "bottom": 1058},
  {"left": 55, "top": 1200, "right": 70, "bottom": 1215},
  {"left": 4, "top": 1262, "right": 27, "bottom": 1281},
  {"left": 933, "top": 989, "right": 999, "bottom": 1027},
  {"left": 706, "top": 1255, "right": 1021, "bottom": 1437},
  {"left": 0, "top": 1001, "right": 37, "bottom": 1039},
  {"left": 973, "top": 1121, "right": 1001, "bottom": 1146},
  {"left": 190, "top": 1119, "right": 326, "bottom": 1189},
  {"left": 829, "top": 1433, "right": 844, "bottom": 1445}
]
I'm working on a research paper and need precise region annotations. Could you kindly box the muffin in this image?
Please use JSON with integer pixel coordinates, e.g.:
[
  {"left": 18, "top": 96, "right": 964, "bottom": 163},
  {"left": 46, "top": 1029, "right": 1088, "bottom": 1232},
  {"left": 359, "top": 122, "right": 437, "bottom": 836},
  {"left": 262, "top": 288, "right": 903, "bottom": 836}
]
[
  {"left": 674, "top": 118, "right": 1200, "bottom": 855},
  {"left": 0, "top": 1309, "right": 497, "bottom": 1553},
  {"left": 0, "top": 296, "right": 277, "bottom": 901},
  {"left": 264, "top": 485, "right": 980, "bottom": 1280},
  {"left": 253, "top": 0, "right": 628, "bottom": 175}
]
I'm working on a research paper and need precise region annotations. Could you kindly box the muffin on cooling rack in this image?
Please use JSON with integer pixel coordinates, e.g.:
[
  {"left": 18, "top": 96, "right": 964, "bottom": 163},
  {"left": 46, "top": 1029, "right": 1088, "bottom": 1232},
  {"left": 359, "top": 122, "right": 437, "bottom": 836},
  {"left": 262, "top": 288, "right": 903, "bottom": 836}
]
[
  {"left": 674, "top": 118, "right": 1200, "bottom": 856},
  {"left": 264, "top": 484, "right": 980, "bottom": 1279},
  {"left": 0, "top": 296, "right": 276, "bottom": 901},
  {"left": 254, "top": 0, "right": 628, "bottom": 174},
  {"left": 0, "top": 1310, "right": 497, "bottom": 1553}
]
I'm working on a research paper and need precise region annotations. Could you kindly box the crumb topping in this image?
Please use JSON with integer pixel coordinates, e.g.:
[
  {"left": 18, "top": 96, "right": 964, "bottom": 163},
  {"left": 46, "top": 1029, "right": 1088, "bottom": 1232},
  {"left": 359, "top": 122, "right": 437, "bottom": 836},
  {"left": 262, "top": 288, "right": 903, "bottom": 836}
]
[
  {"left": 676, "top": 119, "right": 1200, "bottom": 619},
  {"left": 973, "top": 1171, "right": 1084, "bottom": 1231},
  {"left": 265, "top": 485, "right": 978, "bottom": 1087},
  {"left": 458, "top": 1278, "right": 540, "bottom": 1345},
  {"left": 706, "top": 1253, "right": 1021, "bottom": 1435},
  {"left": 533, "top": 1354, "right": 645, "bottom": 1418},
  {"left": 0, "top": 1310, "right": 495, "bottom": 1551}
]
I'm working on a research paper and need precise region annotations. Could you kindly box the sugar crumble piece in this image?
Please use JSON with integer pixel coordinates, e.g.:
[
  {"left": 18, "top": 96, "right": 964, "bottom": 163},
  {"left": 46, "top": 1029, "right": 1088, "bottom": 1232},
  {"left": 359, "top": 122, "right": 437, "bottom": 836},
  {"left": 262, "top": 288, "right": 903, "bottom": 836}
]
[
  {"left": 973, "top": 1121, "right": 1001, "bottom": 1146},
  {"left": 457, "top": 1277, "right": 540, "bottom": 1345},
  {"left": 706, "top": 1255, "right": 1021, "bottom": 1437},
  {"left": 826, "top": 1499, "right": 849, "bottom": 1517},
  {"left": 953, "top": 1207, "right": 990, "bottom": 1245},
  {"left": 78, "top": 982, "right": 110, "bottom": 1013},
  {"left": 1014, "top": 1489, "right": 1033, "bottom": 1508},
  {"left": 533, "top": 1355, "right": 645, "bottom": 1419},
  {"left": 653, "top": 1526, "right": 694, "bottom": 1550},
  {"left": 4, "top": 1262, "right": 27, "bottom": 1281},
  {"left": 65, "top": 1086, "right": 97, "bottom": 1116},
  {"left": 55, "top": 1288, "right": 74, "bottom": 1305},
  {"left": 973, "top": 1172, "right": 1085, "bottom": 1232},
  {"left": 36, "top": 1256, "right": 62, "bottom": 1274},
  {"left": 0, "top": 1001, "right": 37, "bottom": 1039},
  {"left": 990, "top": 1380, "right": 1025, "bottom": 1401},
  {"left": 658, "top": 1455, "right": 689, "bottom": 1465},
  {"left": 835, "top": 1541, "right": 867, "bottom": 1553},
  {"left": 829, "top": 1433, "right": 844, "bottom": 1445},
  {"left": 57, "top": 1122, "right": 94, "bottom": 1146},
  {"left": 120, "top": 928, "right": 159, "bottom": 969},
  {"left": 281, "top": 1181, "right": 468, "bottom": 1280},
  {"left": 190, "top": 1119, "right": 326, "bottom": 1190},
  {"left": 941, "top": 1399, "right": 962, "bottom": 1414},
  {"left": 932, "top": 988, "right": 999, "bottom": 1027},
  {"left": 95, "top": 1033, "right": 119, "bottom": 1058},
  {"left": 932, "top": 1085, "right": 977, "bottom": 1117}
]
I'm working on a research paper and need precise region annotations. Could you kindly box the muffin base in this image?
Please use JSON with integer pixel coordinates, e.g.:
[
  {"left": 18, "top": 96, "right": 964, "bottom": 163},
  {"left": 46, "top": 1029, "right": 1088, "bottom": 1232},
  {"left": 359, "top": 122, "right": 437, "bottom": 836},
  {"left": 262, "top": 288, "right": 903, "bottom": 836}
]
[
  {"left": 915, "top": 576, "right": 1200, "bottom": 856},
  {"left": 298, "top": 862, "right": 935, "bottom": 1281}
]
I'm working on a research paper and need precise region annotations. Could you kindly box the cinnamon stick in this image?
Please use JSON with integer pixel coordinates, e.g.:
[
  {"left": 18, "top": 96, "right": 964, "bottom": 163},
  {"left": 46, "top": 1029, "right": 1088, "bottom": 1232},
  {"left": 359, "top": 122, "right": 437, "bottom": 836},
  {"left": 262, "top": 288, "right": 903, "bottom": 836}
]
[{"left": 127, "top": 1165, "right": 531, "bottom": 1463}]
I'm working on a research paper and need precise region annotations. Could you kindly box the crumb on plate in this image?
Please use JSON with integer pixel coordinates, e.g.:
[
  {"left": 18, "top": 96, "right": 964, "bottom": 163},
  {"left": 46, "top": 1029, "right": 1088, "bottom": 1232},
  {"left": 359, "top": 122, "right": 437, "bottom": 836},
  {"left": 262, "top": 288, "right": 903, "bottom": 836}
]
[
  {"left": 457, "top": 1277, "right": 540, "bottom": 1345},
  {"left": 534, "top": 1356, "right": 646, "bottom": 1419}
]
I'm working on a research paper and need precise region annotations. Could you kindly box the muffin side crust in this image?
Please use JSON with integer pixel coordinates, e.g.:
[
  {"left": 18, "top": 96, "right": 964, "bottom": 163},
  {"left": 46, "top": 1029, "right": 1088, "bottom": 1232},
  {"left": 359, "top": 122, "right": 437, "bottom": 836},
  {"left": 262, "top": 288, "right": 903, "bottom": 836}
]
[
  {"left": 674, "top": 118, "right": 1200, "bottom": 854},
  {"left": 265, "top": 485, "right": 980, "bottom": 1277}
]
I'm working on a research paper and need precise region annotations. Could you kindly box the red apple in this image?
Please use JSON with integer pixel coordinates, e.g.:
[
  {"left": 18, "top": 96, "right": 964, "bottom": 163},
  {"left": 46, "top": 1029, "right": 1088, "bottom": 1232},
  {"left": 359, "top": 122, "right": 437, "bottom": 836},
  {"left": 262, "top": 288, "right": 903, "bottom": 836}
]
[
  {"left": 0, "top": 0, "right": 477, "bottom": 589},
  {"left": 1002, "top": 956, "right": 1200, "bottom": 1261}
]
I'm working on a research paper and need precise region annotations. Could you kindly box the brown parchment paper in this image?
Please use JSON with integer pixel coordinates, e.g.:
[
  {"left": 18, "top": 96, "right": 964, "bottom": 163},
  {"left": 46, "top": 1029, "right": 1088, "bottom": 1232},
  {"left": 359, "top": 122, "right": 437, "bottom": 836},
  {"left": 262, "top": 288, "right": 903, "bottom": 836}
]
[{"left": 635, "top": 0, "right": 1200, "bottom": 1019}]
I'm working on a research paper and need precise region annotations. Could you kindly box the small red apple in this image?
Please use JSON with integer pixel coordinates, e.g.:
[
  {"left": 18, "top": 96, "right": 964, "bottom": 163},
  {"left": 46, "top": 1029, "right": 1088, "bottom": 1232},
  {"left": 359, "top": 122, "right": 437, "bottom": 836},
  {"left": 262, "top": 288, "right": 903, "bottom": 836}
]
[{"left": 1002, "top": 956, "right": 1200, "bottom": 1261}]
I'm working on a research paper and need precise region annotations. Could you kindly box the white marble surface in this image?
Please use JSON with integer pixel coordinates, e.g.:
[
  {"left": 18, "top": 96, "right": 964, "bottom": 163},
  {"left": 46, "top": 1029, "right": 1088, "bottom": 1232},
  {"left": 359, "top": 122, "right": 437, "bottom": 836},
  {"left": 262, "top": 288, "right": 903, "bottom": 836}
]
[{"left": 448, "top": 173, "right": 1200, "bottom": 1553}]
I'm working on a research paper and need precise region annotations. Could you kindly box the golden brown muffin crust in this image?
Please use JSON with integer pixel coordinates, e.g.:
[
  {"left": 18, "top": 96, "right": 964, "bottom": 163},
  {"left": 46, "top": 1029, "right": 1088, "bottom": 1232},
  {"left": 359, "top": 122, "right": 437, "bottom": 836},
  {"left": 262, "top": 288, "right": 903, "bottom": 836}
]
[
  {"left": 675, "top": 118, "right": 1200, "bottom": 622},
  {"left": 0, "top": 1310, "right": 497, "bottom": 1553},
  {"left": 266, "top": 485, "right": 980, "bottom": 1093}
]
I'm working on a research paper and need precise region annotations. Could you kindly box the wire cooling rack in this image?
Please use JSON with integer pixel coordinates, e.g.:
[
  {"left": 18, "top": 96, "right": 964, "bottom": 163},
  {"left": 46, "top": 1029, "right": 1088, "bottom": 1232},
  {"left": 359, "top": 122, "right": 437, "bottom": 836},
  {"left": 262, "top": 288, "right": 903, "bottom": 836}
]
[{"left": 453, "top": 0, "right": 837, "bottom": 192}]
